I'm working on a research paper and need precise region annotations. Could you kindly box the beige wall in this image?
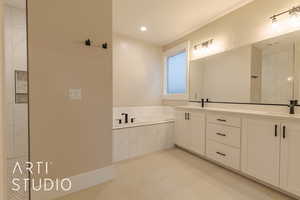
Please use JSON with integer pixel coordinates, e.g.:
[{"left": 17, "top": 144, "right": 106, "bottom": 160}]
[
  {"left": 113, "top": 34, "right": 162, "bottom": 107},
  {"left": 164, "top": 0, "right": 300, "bottom": 57},
  {"left": 28, "top": 0, "right": 112, "bottom": 179},
  {"left": 296, "top": 41, "right": 300, "bottom": 101}
]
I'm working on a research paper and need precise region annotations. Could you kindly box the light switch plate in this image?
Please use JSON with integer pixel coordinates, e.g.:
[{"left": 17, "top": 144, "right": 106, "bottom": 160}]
[{"left": 68, "top": 88, "right": 82, "bottom": 100}]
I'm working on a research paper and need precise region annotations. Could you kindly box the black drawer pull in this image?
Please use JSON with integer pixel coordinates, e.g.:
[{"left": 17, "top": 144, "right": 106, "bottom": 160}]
[
  {"left": 216, "top": 152, "right": 226, "bottom": 157},
  {"left": 275, "top": 125, "right": 278, "bottom": 137},
  {"left": 217, "top": 119, "right": 227, "bottom": 122},
  {"left": 283, "top": 126, "right": 286, "bottom": 139},
  {"left": 216, "top": 132, "right": 226, "bottom": 137}
]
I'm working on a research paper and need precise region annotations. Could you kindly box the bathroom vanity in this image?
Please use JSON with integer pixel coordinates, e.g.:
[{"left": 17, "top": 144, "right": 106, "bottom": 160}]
[
  {"left": 175, "top": 28, "right": 300, "bottom": 199},
  {"left": 175, "top": 106, "right": 300, "bottom": 199}
]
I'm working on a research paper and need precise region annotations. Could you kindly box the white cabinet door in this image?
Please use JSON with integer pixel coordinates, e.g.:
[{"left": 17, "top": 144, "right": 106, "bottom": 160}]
[
  {"left": 175, "top": 111, "right": 189, "bottom": 149},
  {"left": 189, "top": 112, "right": 205, "bottom": 155},
  {"left": 242, "top": 118, "right": 281, "bottom": 186},
  {"left": 280, "top": 122, "right": 300, "bottom": 196},
  {"left": 175, "top": 110, "right": 205, "bottom": 154}
]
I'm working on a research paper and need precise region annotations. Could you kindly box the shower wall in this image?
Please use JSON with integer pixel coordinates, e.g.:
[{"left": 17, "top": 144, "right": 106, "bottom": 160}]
[{"left": 4, "top": 5, "right": 28, "bottom": 200}]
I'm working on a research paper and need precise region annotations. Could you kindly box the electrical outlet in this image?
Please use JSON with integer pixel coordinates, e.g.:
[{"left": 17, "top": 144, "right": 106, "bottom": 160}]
[{"left": 68, "top": 88, "right": 82, "bottom": 100}]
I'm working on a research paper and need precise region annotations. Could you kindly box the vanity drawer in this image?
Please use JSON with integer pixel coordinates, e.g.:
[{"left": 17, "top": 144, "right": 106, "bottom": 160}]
[
  {"left": 206, "top": 140, "right": 240, "bottom": 170},
  {"left": 207, "top": 123, "right": 241, "bottom": 148},
  {"left": 207, "top": 113, "right": 241, "bottom": 127}
]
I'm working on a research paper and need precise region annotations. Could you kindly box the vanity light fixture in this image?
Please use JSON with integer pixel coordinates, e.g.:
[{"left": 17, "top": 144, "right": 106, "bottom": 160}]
[
  {"left": 193, "top": 39, "right": 214, "bottom": 53},
  {"left": 270, "top": 5, "right": 300, "bottom": 28},
  {"left": 287, "top": 76, "right": 294, "bottom": 82},
  {"left": 289, "top": 7, "right": 300, "bottom": 27},
  {"left": 140, "top": 26, "right": 147, "bottom": 32},
  {"left": 271, "top": 16, "right": 279, "bottom": 29}
]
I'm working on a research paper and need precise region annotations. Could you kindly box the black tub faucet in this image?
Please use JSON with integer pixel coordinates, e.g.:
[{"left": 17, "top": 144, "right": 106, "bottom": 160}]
[
  {"left": 201, "top": 99, "right": 205, "bottom": 108},
  {"left": 121, "top": 113, "right": 129, "bottom": 124},
  {"left": 289, "top": 100, "right": 298, "bottom": 114}
]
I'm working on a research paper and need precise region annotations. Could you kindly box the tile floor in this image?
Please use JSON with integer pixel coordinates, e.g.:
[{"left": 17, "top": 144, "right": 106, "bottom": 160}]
[{"left": 56, "top": 148, "right": 295, "bottom": 200}]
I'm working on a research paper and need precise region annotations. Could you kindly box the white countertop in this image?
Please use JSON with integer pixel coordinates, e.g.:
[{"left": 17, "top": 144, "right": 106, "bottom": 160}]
[{"left": 176, "top": 106, "right": 300, "bottom": 121}]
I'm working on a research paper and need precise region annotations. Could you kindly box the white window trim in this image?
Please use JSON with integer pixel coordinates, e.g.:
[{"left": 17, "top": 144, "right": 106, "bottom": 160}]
[{"left": 162, "top": 41, "right": 190, "bottom": 100}]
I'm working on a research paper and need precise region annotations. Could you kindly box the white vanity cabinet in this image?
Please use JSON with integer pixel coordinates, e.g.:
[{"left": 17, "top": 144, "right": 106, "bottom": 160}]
[
  {"left": 175, "top": 110, "right": 205, "bottom": 155},
  {"left": 206, "top": 113, "right": 241, "bottom": 170},
  {"left": 189, "top": 112, "right": 206, "bottom": 155},
  {"left": 242, "top": 118, "right": 300, "bottom": 196},
  {"left": 175, "top": 106, "right": 300, "bottom": 199},
  {"left": 174, "top": 111, "right": 189, "bottom": 149},
  {"left": 242, "top": 118, "right": 281, "bottom": 186},
  {"left": 280, "top": 122, "right": 300, "bottom": 197}
]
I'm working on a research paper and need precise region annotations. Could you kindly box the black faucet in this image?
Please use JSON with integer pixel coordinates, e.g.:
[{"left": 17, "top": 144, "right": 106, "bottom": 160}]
[
  {"left": 121, "top": 113, "right": 129, "bottom": 124},
  {"left": 289, "top": 100, "right": 298, "bottom": 114},
  {"left": 201, "top": 99, "right": 205, "bottom": 108}
]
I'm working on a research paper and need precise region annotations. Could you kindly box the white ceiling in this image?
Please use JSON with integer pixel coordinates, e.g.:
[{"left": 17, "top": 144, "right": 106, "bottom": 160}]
[
  {"left": 5, "top": 0, "right": 254, "bottom": 45},
  {"left": 113, "top": 0, "right": 253, "bottom": 45}
]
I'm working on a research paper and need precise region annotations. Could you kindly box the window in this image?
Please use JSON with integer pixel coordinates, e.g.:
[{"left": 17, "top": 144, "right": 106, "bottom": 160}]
[
  {"left": 167, "top": 51, "right": 187, "bottom": 94},
  {"left": 163, "top": 42, "right": 189, "bottom": 99}
]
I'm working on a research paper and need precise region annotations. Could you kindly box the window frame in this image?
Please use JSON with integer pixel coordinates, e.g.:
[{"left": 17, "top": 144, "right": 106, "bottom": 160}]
[{"left": 163, "top": 41, "right": 190, "bottom": 100}]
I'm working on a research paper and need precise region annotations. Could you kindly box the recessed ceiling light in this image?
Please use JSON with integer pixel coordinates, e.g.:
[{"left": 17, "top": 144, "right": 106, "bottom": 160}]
[{"left": 140, "top": 26, "right": 147, "bottom": 32}]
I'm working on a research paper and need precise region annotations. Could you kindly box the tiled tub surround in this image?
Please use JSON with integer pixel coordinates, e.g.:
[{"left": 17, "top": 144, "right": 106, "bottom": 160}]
[{"left": 113, "top": 106, "right": 175, "bottom": 162}]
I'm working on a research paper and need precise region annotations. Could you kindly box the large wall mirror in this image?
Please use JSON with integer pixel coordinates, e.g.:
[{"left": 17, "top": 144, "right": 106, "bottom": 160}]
[{"left": 190, "top": 30, "right": 300, "bottom": 105}]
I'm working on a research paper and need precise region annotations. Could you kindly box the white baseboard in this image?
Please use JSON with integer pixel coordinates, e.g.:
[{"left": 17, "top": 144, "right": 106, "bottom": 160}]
[{"left": 31, "top": 165, "right": 115, "bottom": 200}]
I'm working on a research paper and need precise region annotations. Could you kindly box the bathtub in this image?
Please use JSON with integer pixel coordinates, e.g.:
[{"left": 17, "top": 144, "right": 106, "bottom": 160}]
[{"left": 112, "top": 106, "right": 175, "bottom": 162}]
